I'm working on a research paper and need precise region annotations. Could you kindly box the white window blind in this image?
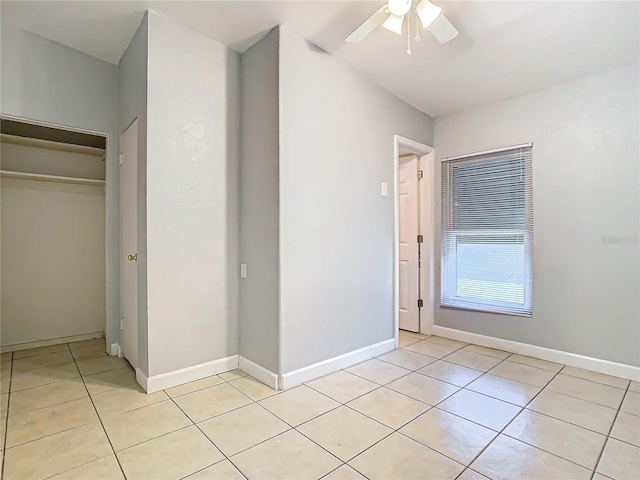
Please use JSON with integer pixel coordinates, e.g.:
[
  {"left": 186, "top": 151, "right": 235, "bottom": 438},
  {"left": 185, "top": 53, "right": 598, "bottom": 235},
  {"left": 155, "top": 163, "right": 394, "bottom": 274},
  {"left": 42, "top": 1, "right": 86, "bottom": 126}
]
[{"left": 441, "top": 144, "right": 533, "bottom": 316}]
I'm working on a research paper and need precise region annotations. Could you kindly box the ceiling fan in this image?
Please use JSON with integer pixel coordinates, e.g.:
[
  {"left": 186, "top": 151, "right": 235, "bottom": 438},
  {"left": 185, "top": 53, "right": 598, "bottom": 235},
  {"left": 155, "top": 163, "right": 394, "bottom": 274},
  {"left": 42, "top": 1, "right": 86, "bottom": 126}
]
[{"left": 346, "top": 0, "right": 458, "bottom": 48}]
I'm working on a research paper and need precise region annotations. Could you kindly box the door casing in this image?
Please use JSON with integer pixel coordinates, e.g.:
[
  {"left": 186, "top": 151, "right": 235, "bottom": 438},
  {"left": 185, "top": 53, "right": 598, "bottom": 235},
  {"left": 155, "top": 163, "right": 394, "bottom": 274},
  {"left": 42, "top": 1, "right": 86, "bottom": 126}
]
[
  {"left": 393, "top": 135, "right": 435, "bottom": 346},
  {"left": 120, "top": 119, "right": 138, "bottom": 368}
]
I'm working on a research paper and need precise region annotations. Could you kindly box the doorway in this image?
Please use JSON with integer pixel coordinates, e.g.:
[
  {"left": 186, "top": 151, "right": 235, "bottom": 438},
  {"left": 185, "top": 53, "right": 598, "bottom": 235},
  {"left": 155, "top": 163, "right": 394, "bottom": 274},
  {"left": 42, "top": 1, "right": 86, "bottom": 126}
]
[
  {"left": 120, "top": 120, "right": 139, "bottom": 369},
  {"left": 0, "top": 117, "right": 108, "bottom": 351},
  {"left": 394, "top": 136, "right": 435, "bottom": 343}
]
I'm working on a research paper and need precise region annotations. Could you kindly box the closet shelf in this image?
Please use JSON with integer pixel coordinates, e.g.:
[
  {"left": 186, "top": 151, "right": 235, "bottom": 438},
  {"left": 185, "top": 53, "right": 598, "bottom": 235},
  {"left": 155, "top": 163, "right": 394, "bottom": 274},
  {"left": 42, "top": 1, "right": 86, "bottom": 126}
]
[
  {"left": 0, "top": 133, "right": 106, "bottom": 157},
  {"left": 1, "top": 170, "right": 105, "bottom": 186}
]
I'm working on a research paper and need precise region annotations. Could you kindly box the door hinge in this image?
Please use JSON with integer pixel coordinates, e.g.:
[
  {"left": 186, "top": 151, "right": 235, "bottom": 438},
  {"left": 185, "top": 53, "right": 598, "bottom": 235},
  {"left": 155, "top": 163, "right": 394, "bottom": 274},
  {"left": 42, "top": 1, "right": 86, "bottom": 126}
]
[
  {"left": 120, "top": 318, "right": 124, "bottom": 330},
  {"left": 119, "top": 153, "right": 123, "bottom": 165},
  {"left": 418, "top": 299, "right": 424, "bottom": 308},
  {"left": 417, "top": 170, "right": 424, "bottom": 180},
  {"left": 417, "top": 234, "right": 423, "bottom": 243}
]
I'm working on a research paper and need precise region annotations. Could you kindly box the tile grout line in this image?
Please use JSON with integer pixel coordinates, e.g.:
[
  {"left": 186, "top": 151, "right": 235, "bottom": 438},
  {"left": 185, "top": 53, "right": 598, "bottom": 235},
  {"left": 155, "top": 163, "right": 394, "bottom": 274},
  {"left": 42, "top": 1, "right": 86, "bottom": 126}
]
[
  {"left": 588, "top": 382, "right": 632, "bottom": 480},
  {"left": 23, "top": 359, "right": 129, "bottom": 479},
  {"left": 459, "top": 363, "right": 575, "bottom": 474},
  {"left": 597, "top": 428, "right": 640, "bottom": 449},
  {"left": 6, "top": 344, "right": 86, "bottom": 395},
  {"left": 7, "top": 376, "right": 79, "bottom": 396},
  {"left": 12, "top": 338, "right": 629, "bottom": 480},
  {"left": 559, "top": 374, "right": 630, "bottom": 390},
  {"left": 499, "top": 365, "right": 633, "bottom": 474},
  {"left": 518, "top": 404, "right": 613, "bottom": 437},
  {"left": 196, "top": 376, "right": 278, "bottom": 479},
  {"left": 291, "top": 411, "right": 379, "bottom": 477},
  {"left": 222, "top": 377, "right": 350, "bottom": 477},
  {"left": 291, "top": 339, "right": 482, "bottom": 477},
  {"left": 247, "top": 378, "right": 376, "bottom": 479},
  {"left": 117, "top": 343, "right": 634, "bottom": 478},
  {"left": 402, "top": 338, "right": 633, "bottom": 469},
  {"left": 7, "top": 392, "right": 104, "bottom": 419},
  {"left": 3, "top": 347, "right": 112, "bottom": 452},
  {"left": 346, "top": 339, "right": 578, "bottom": 477},
  {"left": 167, "top": 373, "right": 275, "bottom": 480},
  {"left": 449, "top": 349, "right": 613, "bottom": 471},
  {"left": 490, "top": 361, "right": 630, "bottom": 436},
  {"left": 439, "top": 366, "right": 546, "bottom": 407},
  {"left": 339, "top": 337, "right": 474, "bottom": 404},
  {"left": 1, "top": 351, "right": 14, "bottom": 480},
  {"left": 223, "top": 372, "right": 366, "bottom": 476},
  {"left": 376, "top": 347, "right": 519, "bottom": 474},
  {"left": 9, "top": 347, "right": 70, "bottom": 361},
  {"left": 79, "top": 339, "right": 634, "bottom": 479},
  {"left": 284, "top": 338, "right": 503, "bottom": 476},
  {"left": 68, "top": 342, "right": 129, "bottom": 480},
  {"left": 170, "top": 372, "right": 362, "bottom": 479},
  {"left": 538, "top": 379, "right": 631, "bottom": 407},
  {"left": 165, "top": 393, "right": 249, "bottom": 480},
  {"left": 353, "top": 340, "right": 598, "bottom": 476},
  {"left": 317, "top": 464, "right": 353, "bottom": 480},
  {"left": 381, "top": 338, "right": 511, "bottom": 376}
]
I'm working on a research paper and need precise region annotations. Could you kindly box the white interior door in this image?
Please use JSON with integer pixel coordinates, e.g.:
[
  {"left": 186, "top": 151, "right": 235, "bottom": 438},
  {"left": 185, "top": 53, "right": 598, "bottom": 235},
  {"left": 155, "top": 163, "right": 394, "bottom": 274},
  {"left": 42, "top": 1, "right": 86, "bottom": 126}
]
[
  {"left": 120, "top": 120, "right": 138, "bottom": 368},
  {"left": 398, "top": 155, "right": 420, "bottom": 332}
]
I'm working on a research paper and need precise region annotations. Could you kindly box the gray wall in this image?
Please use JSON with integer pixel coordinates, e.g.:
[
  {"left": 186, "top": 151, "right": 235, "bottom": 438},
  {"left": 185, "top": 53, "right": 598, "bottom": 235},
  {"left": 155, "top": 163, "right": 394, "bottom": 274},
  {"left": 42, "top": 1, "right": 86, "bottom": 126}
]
[
  {"left": 239, "top": 28, "right": 281, "bottom": 372},
  {"left": 278, "top": 27, "right": 434, "bottom": 373},
  {"left": 0, "top": 21, "right": 120, "bottom": 349},
  {"left": 119, "top": 14, "right": 149, "bottom": 374},
  {"left": 145, "top": 12, "right": 240, "bottom": 376},
  {"left": 434, "top": 63, "right": 640, "bottom": 367}
]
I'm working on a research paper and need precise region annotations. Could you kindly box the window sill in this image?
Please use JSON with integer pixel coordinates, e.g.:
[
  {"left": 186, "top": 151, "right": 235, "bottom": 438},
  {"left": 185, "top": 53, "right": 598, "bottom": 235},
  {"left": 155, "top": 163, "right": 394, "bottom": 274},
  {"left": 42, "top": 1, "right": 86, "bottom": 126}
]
[{"left": 439, "top": 304, "right": 532, "bottom": 318}]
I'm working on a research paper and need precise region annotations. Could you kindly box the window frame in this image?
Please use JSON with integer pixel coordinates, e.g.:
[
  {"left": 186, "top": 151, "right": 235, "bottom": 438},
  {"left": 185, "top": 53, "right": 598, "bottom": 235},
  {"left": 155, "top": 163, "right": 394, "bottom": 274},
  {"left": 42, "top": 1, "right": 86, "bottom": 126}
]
[{"left": 440, "top": 145, "right": 533, "bottom": 317}]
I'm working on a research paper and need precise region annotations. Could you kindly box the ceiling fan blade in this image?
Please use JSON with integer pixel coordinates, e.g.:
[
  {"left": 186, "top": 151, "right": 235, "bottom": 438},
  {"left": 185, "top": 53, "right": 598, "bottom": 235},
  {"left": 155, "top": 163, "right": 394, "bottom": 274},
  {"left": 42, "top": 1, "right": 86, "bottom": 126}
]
[
  {"left": 345, "top": 6, "right": 390, "bottom": 43},
  {"left": 428, "top": 14, "right": 459, "bottom": 44}
]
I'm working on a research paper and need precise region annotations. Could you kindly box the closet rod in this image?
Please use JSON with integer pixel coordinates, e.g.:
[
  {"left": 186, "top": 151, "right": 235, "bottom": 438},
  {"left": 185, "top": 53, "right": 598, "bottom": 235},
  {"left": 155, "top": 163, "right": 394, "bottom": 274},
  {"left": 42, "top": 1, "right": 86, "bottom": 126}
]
[
  {"left": 1, "top": 170, "right": 105, "bottom": 186},
  {"left": 0, "top": 133, "right": 106, "bottom": 157}
]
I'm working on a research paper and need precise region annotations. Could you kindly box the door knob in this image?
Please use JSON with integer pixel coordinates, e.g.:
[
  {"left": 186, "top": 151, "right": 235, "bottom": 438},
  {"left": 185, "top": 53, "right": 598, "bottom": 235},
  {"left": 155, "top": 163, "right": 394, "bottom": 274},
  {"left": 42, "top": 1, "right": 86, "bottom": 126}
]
[{"left": 128, "top": 254, "right": 137, "bottom": 262}]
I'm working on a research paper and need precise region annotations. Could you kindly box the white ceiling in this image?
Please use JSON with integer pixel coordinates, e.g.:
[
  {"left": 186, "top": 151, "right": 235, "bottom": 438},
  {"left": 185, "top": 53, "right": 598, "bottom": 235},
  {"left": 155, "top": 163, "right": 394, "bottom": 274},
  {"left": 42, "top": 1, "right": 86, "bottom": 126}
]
[{"left": 2, "top": 1, "right": 638, "bottom": 117}]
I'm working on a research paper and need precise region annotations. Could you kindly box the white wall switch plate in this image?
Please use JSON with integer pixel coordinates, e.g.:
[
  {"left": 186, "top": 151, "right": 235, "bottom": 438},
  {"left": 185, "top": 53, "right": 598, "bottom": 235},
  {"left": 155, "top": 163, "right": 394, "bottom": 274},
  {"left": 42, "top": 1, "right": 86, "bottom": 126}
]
[
  {"left": 381, "top": 182, "right": 388, "bottom": 197},
  {"left": 240, "top": 263, "right": 247, "bottom": 279}
]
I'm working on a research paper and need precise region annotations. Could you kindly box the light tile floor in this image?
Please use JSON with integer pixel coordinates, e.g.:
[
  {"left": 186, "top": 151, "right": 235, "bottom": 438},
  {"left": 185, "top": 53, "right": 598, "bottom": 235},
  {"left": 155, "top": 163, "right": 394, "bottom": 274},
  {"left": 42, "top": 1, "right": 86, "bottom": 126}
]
[{"left": 1, "top": 333, "right": 639, "bottom": 480}]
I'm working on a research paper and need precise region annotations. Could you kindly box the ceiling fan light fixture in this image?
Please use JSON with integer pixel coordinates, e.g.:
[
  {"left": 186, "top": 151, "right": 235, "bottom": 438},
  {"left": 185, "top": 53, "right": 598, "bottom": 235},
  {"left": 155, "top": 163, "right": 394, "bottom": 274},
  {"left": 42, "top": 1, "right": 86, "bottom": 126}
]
[
  {"left": 416, "top": 0, "right": 443, "bottom": 28},
  {"left": 382, "top": 13, "right": 405, "bottom": 35},
  {"left": 387, "top": 0, "right": 412, "bottom": 16}
]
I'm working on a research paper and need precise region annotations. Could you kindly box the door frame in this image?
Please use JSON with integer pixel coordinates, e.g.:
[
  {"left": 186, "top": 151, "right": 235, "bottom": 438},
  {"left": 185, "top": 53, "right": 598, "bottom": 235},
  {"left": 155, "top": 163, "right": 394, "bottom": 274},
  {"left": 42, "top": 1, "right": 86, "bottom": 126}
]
[
  {"left": 119, "top": 118, "right": 139, "bottom": 368},
  {"left": 393, "top": 135, "right": 435, "bottom": 347},
  {"left": 0, "top": 113, "right": 115, "bottom": 352}
]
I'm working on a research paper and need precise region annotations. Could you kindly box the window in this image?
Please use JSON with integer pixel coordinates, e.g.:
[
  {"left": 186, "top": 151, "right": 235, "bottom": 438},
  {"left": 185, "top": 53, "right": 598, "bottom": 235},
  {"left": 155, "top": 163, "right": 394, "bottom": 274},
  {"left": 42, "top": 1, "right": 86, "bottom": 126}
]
[{"left": 441, "top": 144, "right": 533, "bottom": 316}]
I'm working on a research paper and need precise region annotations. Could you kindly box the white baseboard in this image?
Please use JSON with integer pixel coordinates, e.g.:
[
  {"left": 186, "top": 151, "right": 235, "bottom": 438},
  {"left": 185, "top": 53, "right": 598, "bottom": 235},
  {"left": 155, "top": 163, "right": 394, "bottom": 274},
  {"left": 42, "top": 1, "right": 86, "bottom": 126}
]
[
  {"left": 239, "top": 357, "right": 279, "bottom": 390},
  {"left": 136, "top": 368, "right": 148, "bottom": 391},
  {"left": 1, "top": 332, "right": 104, "bottom": 353},
  {"left": 433, "top": 326, "right": 640, "bottom": 382},
  {"left": 280, "top": 339, "right": 396, "bottom": 390},
  {"left": 109, "top": 343, "right": 122, "bottom": 357},
  {"left": 136, "top": 355, "right": 240, "bottom": 393}
]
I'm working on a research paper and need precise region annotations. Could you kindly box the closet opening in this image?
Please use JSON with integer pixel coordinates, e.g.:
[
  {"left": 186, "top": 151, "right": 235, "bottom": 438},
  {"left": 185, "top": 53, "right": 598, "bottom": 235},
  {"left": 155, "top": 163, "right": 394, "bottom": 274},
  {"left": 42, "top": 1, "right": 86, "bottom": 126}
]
[{"left": 1, "top": 117, "right": 109, "bottom": 354}]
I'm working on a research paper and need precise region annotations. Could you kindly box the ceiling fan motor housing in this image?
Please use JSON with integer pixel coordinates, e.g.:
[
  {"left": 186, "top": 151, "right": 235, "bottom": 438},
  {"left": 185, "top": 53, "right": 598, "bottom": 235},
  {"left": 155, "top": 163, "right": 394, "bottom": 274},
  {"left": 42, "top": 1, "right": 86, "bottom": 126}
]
[{"left": 388, "top": 0, "right": 412, "bottom": 16}]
